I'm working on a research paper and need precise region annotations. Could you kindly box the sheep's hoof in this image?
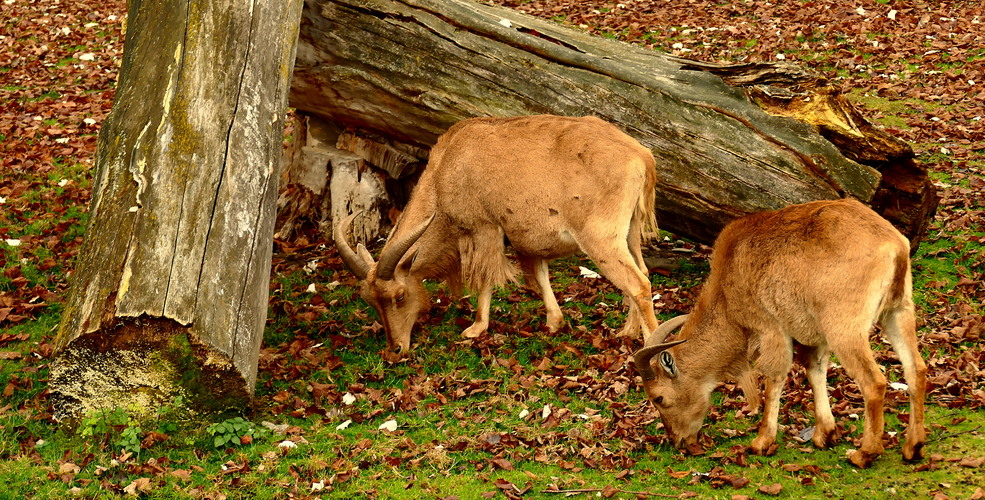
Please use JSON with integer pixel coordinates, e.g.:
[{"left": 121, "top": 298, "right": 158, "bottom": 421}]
[
  {"left": 902, "top": 441, "right": 925, "bottom": 462},
  {"left": 848, "top": 449, "right": 877, "bottom": 468},
  {"left": 545, "top": 316, "right": 564, "bottom": 333},
  {"left": 616, "top": 327, "right": 638, "bottom": 338},
  {"left": 462, "top": 325, "right": 486, "bottom": 339},
  {"left": 749, "top": 439, "right": 778, "bottom": 456},
  {"left": 812, "top": 426, "right": 840, "bottom": 449}
]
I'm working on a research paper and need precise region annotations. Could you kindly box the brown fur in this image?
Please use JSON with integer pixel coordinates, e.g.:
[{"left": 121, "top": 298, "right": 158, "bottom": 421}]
[
  {"left": 635, "top": 198, "right": 927, "bottom": 468},
  {"left": 336, "top": 115, "right": 661, "bottom": 354}
]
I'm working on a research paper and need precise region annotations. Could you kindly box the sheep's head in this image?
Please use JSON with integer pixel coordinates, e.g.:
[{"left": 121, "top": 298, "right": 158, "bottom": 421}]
[
  {"left": 634, "top": 315, "right": 710, "bottom": 451},
  {"left": 358, "top": 267, "right": 428, "bottom": 354},
  {"left": 333, "top": 212, "right": 435, "bottom": 354}
]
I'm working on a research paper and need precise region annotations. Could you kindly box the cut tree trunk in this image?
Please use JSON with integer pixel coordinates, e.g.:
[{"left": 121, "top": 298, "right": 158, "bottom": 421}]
[
  {"left": 289, "top": 0, "right": 937, "bottom": 247},
  {"left": 51, "top": 0, "right": 303, "bottom": 419},
  {"left": 277, "top": 115, "right": 403, "bottom": 242}
]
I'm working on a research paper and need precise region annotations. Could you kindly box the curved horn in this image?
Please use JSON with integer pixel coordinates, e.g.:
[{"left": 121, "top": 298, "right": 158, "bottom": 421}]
[
  {"left": 647, "top": 314, "right": 690, "bottom": 345},
  {"left": 633, "top": 339, "right": 686, "bottom": 381},
  {"left": 377, "top": 213, "right": 436, "bottom": 280},
  {"left": 333, "top": 211, "right": 372, "bottom": 279},
  {"left": 634, "top": 315, "right": 690, "bottom": 380}
]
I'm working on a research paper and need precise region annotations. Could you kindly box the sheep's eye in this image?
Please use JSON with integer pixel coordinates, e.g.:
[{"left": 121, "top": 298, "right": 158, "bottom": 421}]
[
  {"left": 654, "top": 396, "right": 664, "bottom": 405},
  {"left": 395, "top": 293, "right": 405, "bottom": 303}
]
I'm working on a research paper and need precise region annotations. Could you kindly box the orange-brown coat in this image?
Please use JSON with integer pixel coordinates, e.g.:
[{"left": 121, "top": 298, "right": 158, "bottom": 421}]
[
  {"left": 634, "top": 198, "right": 927, "bottom": 468},
  {"left": 335, "top": 115, "right": 660, "bottom": 354}
]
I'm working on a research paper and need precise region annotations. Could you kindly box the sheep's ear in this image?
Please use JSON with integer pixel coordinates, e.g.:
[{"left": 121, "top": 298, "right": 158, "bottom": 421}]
[
  {"left": 407, "top": 248, "right": 421, "bottom": 269},
  {"left": 659, "top": 351, "right": 679, "bottom": 378}
]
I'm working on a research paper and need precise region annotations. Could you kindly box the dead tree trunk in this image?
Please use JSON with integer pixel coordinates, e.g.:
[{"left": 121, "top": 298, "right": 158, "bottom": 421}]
[
  {"left": 51, "top": 0, "right": 303, "bottom": 419},
  {"left": 289, "top": 0, "right": 937, "bottom": 247}
]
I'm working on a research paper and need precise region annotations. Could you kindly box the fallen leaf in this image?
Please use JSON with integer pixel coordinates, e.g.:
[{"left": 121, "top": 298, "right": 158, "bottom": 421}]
[
  {"left": 490, "top": 457, "right": 514, "bottom": 471},
  {"left": 758, "top": 483, "right": 783, "bottom": 496},
  {"left": 58, "top": 462, "right": 80, "bottom": 474},
  {"left": 170, "top": 469, "right": 192, "bottom": 481},
  {"left": 494, "top": 478, "right": 515, "bottom": 490},
  {"left": 140, "top": 431, "right": 169, "bottom": 449},
  {"left": 601, "top": 484, "right": 620, "bottom": 498},
  {"left": 123, "top": 477, "right": 152, "bottom": 495},
  {"left": 668, "top": 468, "right": 690, "bottom": 479}
]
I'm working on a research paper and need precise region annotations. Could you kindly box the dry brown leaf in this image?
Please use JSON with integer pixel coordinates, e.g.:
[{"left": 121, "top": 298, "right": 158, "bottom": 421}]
[
  {"left": 758, "top": 483, "right": 783, "bottom": 496},
  {"left": 123, "top": 477, "right": 153, "bottom": 495},
  {"left": 490, "top": 458, "right": 514, "bottom": 471},
  {"left": 58, "top": 462, "right": 80, "bottom": 474},
  {"left": 601, "top": 484, "right": 620, "bottom": 498},
  {"left": 170, "top": 469, "right": 193, "bottom": 481}
]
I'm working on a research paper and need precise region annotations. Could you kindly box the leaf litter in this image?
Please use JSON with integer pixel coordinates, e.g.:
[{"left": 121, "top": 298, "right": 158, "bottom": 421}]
[{"left": 0, "top": 0, "right": 983, "bottom": 497}]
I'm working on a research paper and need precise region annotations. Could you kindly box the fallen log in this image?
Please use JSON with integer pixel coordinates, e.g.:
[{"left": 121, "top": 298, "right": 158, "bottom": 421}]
[{"left": 288, "top": 0, "right": 937, "bottom": 247}]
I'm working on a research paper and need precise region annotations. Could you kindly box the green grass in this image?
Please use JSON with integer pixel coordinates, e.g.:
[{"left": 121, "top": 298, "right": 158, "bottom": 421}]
[
  {"left": 6, "top": 156, "right": 980, "bottom": 498},
  {"left": 2, "top": 225, "right": 983, "bottom": 498},
  {"left": 2, "top": 5, "right": 983, "bottom": 495}
]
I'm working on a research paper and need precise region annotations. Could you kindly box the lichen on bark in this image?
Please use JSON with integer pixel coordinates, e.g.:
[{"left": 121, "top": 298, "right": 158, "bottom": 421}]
[{"left": 50, "top": 317, "right": 251, "bottom": 421}]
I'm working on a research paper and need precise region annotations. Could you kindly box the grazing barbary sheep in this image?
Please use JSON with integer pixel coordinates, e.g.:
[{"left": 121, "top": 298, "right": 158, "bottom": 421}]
[
  {"left": 334, "top": 115, "right": 660, "bottom": 354},
  {"left": 634, "top": 198, "right": 927, "bottom": 468}
]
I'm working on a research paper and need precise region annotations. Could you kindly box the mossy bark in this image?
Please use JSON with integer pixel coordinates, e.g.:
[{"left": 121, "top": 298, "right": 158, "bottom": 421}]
[
  {"left": 290, "top": 0, "right": 937, "bottom": 247},
  {"left": 52, "top": 0, "right": 303, "bottom": 419}
]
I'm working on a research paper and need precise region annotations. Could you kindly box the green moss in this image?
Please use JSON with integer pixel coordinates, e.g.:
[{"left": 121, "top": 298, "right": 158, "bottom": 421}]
[{"left": 50, "top": 318, "right": 251, "bottom": 421}]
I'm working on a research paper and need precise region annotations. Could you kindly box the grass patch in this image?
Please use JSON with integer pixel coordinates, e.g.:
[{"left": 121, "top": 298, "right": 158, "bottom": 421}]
[{"left": 3, "top": 231, "right": 984, "bottom": 498}]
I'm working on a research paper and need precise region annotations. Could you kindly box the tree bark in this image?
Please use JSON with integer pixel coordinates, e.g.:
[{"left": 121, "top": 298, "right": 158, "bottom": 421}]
[
  {"left": 51, "top": 0, "right": 303, "bottom": 419},
  {"left": 289, "top": 0, "right": 937, "bottom": 247}
]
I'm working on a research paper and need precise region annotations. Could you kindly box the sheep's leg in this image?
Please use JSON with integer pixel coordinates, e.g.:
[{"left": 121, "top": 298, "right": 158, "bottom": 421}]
[
  {"left": 460, "top": 227, "right": 514, "bottom": 339},
  {"left": 881, "top": 303, "right": 927, "bottom": 462},
  {"left": 619, "top": 296, "right": 644, "bottom": 338},
  {"left": 833, "top": 339, "right": 887, "bottom": 468},
  {"left": 589, "top": 251, "right": 658, "bottom": 338},
  {"left": 621, "top": 218, "right": 650, "bottom": 338},
  {"left": 462, "top": 283, "right": 492, "bottom": 338},
  {"left": 528, "top": 258, "right": 564, "bottom": 332},
  {"left": 802, "top": 345, "right": 839, "bottom": 448},
  {"left": 750, "top": 334, "right": 792, "bottom": 455},
  {"left": 579, "top": 234, "right": 658, "bottom": 339},
  {"left": 750, "top": 375, "right": 784, "bottom": 455},
  {"left": 737, "top": 368, "right": 761, "bottom": 415}
]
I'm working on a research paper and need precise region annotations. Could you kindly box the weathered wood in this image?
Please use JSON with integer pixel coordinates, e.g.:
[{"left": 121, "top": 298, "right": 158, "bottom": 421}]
[
  {"left": 51, "top": 0, "right": 303, "bottom": 419},
  {"left": 335, "top": 129, "right": 426, "bottom": 181},
  {"left": 277, "top": 115, "right": 397, "bottom": 242},
  {"left": 290, "top": 0, "right": 937, "bottom": 246}
]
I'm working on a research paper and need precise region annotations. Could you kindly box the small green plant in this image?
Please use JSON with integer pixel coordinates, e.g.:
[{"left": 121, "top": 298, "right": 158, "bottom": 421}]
[
  {"left": 205, "top": 417, "right": 266, "bottom": 449},
  {"left": 116, "top": 425, "right": 142, "bottom": 455},
  {"left": 152, "top": 395, "right": 185, "bottom": 435},
  {"left": 78, "top": 407, "right": 142, "bottom": 455},
  {"left": 78, "top": 407, "right": 129, "bottom": 439}
]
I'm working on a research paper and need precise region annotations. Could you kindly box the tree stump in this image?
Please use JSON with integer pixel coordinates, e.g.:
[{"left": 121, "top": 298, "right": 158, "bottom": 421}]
[{"left": 51, "top": 0, "right": 303, "bottom": 419}]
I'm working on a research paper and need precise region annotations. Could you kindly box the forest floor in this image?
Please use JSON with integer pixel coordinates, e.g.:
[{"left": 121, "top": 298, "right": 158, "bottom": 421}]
[{"left": 1, "top": 0, "right": 983, "bottom": 498}]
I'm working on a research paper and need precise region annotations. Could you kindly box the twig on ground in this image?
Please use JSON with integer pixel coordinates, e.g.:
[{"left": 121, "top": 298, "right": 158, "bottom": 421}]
[
  {"left": 540, "top": 487, "right": 680, "bottom": 498},
  {"left": 932, "top": 424, "right": 982, "bottom": 443}
]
